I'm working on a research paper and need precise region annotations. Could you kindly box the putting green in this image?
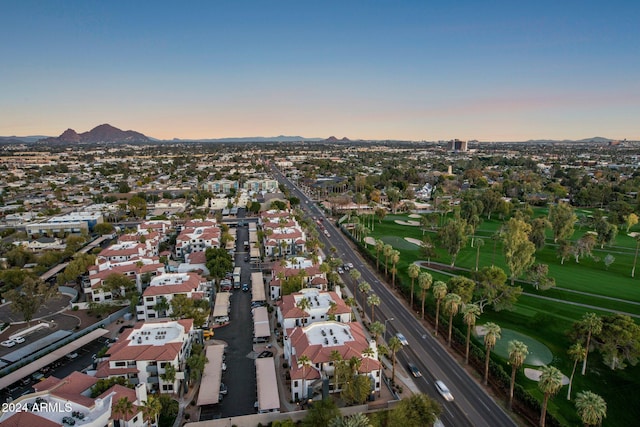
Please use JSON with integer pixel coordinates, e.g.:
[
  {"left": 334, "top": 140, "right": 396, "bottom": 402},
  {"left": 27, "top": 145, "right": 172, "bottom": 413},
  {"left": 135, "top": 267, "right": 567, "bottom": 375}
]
[
  {"left": 489, "top": 328, "right": 553, "bottom": 366},
  {"left": 380, "top": 235, "right": 417, "bottom": 250}
]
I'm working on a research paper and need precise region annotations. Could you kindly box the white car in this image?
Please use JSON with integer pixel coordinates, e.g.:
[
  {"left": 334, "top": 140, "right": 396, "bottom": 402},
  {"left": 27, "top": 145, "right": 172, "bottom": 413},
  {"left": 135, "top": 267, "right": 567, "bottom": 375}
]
[
  {"left": 435, "top": 380, "right": 454, "bottom": 401},
  {"left": 395, "top": 332, "right": 409, "bottom": 346},
  {"left": 1, "top": 339, "right": 16, "bottom": 347},
  {"left": 13, "top": 336, "right": 25, "bottom": 344}
]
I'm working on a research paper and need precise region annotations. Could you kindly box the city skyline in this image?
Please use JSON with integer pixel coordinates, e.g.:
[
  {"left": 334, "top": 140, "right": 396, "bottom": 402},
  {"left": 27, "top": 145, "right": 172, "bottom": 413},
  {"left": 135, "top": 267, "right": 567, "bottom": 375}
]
[{"left": 1, "top": 1, "right": 639, "bottom": 141}]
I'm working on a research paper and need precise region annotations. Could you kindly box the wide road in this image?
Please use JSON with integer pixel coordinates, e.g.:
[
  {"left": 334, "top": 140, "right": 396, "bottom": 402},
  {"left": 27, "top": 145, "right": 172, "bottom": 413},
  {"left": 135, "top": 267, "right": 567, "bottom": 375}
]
[{"left": 273, "top": 167, "right": 517, "bottom": 427}]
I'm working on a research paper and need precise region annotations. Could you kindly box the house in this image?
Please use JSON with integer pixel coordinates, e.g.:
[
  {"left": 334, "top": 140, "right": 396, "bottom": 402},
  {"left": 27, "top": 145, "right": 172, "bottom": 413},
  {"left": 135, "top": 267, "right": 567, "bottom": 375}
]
[
  {"left": 136, "top": 272, "right": 210, "bottom": 321},
  {"left": 269, "top": 256, "right": 328, "bottom": 300},
  {"left": 96, "top": 319, "right": 196, "bottom": 394},
  {"left": 174, "top": 219, "right": 221, "bottom": 258},
  {"left": 277, "top": 288, "right": 351, "bottom": 329},
  {"left": 0, "top": 371, "right": 147, "bottom": 427},
  {"left": 283, "top": 320, "right": 381, "bottom": 401}
]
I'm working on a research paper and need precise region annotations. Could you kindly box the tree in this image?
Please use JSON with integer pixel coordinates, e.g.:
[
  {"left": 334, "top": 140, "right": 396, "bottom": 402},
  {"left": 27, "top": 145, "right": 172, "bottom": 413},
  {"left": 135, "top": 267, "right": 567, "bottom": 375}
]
[
  {"left": 187, "top": 344, "right": 208, "bottom": 383},
  {"left": 90, "top": 377, "right": 134, "bottom": 398},
  {"left": 418, "top": 271, "right": 433, "bottom": 320},
  {"left": 432, "top": 281, "right": 448, "bottom": 336},
  {"left": 390, "top": 250, "right": 400, "bottom": 288},
  {"left": 549, "top": 202, "right": 577, "bottom": 243},
  {"left": 483, "top": 322, "right": 501, "bottom": 385},
  {"left": 328, "top": 413, "right": 371, "bottom": 427},
  {"left": 383, "top": 244, "right": 393, "bottom": 276},
  {"left": 369, "top": 321, "right": 385, "bottom": 342},
  {"left": 141, "top": 395, "right": 162, "bottom": 427},
  {"left": 388, "top": 335, "right": 403, "bottom": 384},
  {"left": 341, "top": 374, "right": 371, "bottom": 405},
  {"left": 367, "top": 293, "right": 381, "bottom": 323},
  {"left": 357, "top": 281, "right": 371, "bottom": 310},
  {"left": 502, "top": 217, "right": 536, "bottom": 285},
  {"left": 299, "top": 354, "right": 312, "bottom": 379},
  {"left": 113, "top": 396, "right": 135, "bottom": 426},
  {"left": 128, "top": 195, "right": 147, "bottom": 219},
  {"left": 462, "top": 303, "right": 481, "bottom": 364},
  {"left": 160, "top": 363, "right": 177, "bottom": 386},
  {"left": 566, "top": 343, "right": 586, "bottom": 400},
  {"left": 421, "top": 235, "right": 437, "bottom": 265},
  {"left": 474, "top": 265, "right": 521, "bottom": 312},
  {"left": 527, "top": 263, "right": 556, "bottom": 291},
  {"left": 630, "top": 232, "right": 640, "bottom": 278},
  {"left": 443, "top": 293, "right": 462, "bottom": 346},
  {"left": 330, "top": 350, "right": 343, "bottom": 391},
  {"left": 594, "top": 217, "right": 617, "bottom": 249},
  {"left": 408, "top": 263, "right": 420, "bottom": 309},
  {"left": 529, "top": 217, "right": 550, "bottom": 251},
  {"left": 303, "top": 398, "right": 341, "bottom": 427},
  {"left": 153, "top": 296, "right": 170, "bottom": 318},
  {"left": 624, "top": 213, "right": 638, "bottom": 232},
  {"left": 101, "top": 272, "right": 135, "bottom": 299},
  {"left": 474, "top": 238, "right": 485, "bottom": 271},
  {"left": 538, "top": 365, "right": 564, "bottom": 427},
  {"left": 437, "top": 216, "right": 468, "bottom": 267},
  {"left": 387, "top": 393, "right": 441, "bottom": 427},
  {"left": 349, "top": 268, "right": 361, "bottom": 294},
  {"left": 575, "top": 391, "right": 607, "bottom": 427},
  {"left": 595, "top": 313, "right": 640, "bottom": 370},
  {"left": 6, "top": 277, "right": 57, "bottom": 325},
  {"left": 375, "top": 239, "right": 384, "bottom": 270},
  {"left": 579, "top": 313, "right": 603, "bottom": 375},
  {"left": 507, "top": 340, "right": 529, "bottom": 410},
  {"left": 447, "top": 275, "right": 475, "bottom": 304}
]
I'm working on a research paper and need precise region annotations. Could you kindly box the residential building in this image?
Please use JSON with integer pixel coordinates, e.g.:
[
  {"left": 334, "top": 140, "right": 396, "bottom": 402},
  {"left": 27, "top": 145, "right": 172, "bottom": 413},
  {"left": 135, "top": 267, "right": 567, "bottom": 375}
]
[
  {"left": 284, "top": 320, "right": 381, "bottom": 401},
  {"left": 136, "top": 272, "right": 210, "bottom": 321},
  {"left": 277, "top": 288, "right": 351, "bottom": 329},
  {"left": 269, "top": 256, "right": 327, "bottom": 300},
  {"left": 96, "top": 319, "right": 196, "bottom": 394}
]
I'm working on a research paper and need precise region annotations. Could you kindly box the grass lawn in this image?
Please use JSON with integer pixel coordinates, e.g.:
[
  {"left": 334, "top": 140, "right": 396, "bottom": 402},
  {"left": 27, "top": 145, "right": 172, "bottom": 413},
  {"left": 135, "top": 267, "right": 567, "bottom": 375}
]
[{"left": 356, "top": 212, "right": 640, "bottom": 426}]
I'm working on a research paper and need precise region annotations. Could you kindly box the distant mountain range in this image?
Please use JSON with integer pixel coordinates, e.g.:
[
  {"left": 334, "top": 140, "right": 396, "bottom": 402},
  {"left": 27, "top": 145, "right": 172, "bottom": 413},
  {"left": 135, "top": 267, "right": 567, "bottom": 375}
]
[
  {"left": 37, "top": 124, "right": 151, "bottom": 144},
  {"left": 0, "top": 125, "right": 628, "bottom": 145}
]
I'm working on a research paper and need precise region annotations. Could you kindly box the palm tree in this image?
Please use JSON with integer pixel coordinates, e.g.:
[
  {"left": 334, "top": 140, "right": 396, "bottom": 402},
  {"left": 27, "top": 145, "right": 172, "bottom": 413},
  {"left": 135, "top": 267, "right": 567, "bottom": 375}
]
[
  {"left": 388, "top": 335, "right": 403, "bottom": 383},
  {"left": 113, "top": 396, "right": 135, "bottom": 427},
  {"left": 369, "top": 320, "right": 385, "bottom": 342},
  {"left": 141, "top": 395, "right": 162, "bottom": 427},
  {"left": 566, "top": 343, "right": 586, "bottom": 400},
  {"left": 575, "top": 391, "right": 607, "bottom": 427},
  {"left": 375, "top": 239, "right": 384, "bottom": 270},
  {"left": 580, "top": 313, "right": 602, "bottom": 376},
  {"left": 153, "top": 296, "right": 170, "bottom": 318},
  {"left": 432, "top": 281, "right": 448, "bottom": 336},
  {"left": 349, "top": 268, "right": 361, "bottom": 295},
  {"left": 507, "top": 340, "right": 529, "bottom": 410},
  {"left": 330, "top": 350, "right": 343, "bottom": 391},
  {"left": 407, "top": 263, "right": 420, "bottom": 309},
  {"left": 299, "top": 354, "right": 312, "bottom": 380},
  {"left": 538, "top": 365, "right": 564, "bottom": 427},
  {"left": 390, "top": 250, "right": 400, "bottom": 288},
  {"left": 418, "top": 272, "right": 433, "bottom": 320},
  {"left": 357, "top": 281, "right": 371, "bottom": 309},
  {"left": 383, "top": 244, "right": 393, "bottom": 276},
  {"left": 462, "top": 303, "right": 481, "bottom": 364},
  {"left": 362, "top": 346, "right": 375, "bottom": 359},
  {"left": 443, "top": 293, "right": 462, "bottom": 346},
  {"left": 344, "top": 297, "right": 357, "bottom": 319},
  {"left": 483, "top": 322, "right": 501, "bottom": 385},
  {"left": 367, "top": 293, "right": 381, "bottom": 323}
]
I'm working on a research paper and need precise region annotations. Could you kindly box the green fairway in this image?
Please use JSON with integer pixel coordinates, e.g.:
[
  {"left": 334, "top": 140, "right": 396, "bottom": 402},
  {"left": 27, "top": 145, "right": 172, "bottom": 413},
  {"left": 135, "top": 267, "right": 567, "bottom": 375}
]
[
  {"left": 489, "top": 328, "right": 553, "bottom": 366},
  {"left": 357, "top": 211, "right": 640, "bottom": 426}
]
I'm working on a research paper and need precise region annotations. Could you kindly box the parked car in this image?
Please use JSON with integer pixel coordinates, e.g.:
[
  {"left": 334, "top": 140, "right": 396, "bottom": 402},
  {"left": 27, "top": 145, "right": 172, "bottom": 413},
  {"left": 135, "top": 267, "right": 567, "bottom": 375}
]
[
  {"left": 407, "top": 363, "right": 422, "bottom": 378},
  {"left": 435, "top": 380, "right": 454, "bottom": 401},
  {"left": 395, "top": 332, "right": 409, "bottom": 346},
  {"left": 13, "top": 336, "right": 25, "bottom": 344},
  {"left": 242, "top": 283, "right": 249, "bottom": 292},
  {"left": 1, "top": 340, "right": 16, "bottom": 347},
  {"left": 66, "top": 352, "right": 79, "bottom": 359},
  {"left": 219, "top": 382, "right": 228, "bottom": 395}
]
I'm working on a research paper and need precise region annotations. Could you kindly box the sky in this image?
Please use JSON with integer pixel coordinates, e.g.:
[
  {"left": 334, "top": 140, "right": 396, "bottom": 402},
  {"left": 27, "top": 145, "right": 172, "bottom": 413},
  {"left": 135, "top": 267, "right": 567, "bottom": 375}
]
[{"left": 1, "top": 0, "right": 639, "bottom": 141}]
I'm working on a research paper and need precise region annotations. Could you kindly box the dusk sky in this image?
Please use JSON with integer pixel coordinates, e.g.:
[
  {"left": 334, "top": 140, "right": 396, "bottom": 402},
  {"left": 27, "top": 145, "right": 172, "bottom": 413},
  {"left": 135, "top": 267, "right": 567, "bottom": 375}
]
[{"left": 1, "top": 1, "right": 639, "bottom": 141}]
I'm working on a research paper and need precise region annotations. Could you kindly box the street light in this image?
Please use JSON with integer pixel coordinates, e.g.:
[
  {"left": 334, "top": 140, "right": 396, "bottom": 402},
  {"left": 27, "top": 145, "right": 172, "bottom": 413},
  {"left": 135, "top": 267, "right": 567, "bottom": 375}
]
[{"left": 384, "top": 318, "right": 395, "bottom": 341}]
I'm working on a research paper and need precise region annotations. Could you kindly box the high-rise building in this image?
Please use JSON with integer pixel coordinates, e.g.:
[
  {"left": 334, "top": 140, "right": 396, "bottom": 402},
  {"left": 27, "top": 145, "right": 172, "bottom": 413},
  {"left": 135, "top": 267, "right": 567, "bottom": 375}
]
[{"left": 446, "top": 139, "right": 468, "bottom": 152}]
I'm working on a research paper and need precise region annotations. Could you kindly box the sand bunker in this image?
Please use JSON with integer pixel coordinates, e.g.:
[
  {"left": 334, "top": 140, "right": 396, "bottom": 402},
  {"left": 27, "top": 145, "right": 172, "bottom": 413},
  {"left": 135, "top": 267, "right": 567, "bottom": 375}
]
[
  {"left": 404, "top": 237, "right": 423, "bottom": 246},
  {"left": 364, "top": 237, "right": 376, "bottom": 245},
  {"left": 394, "top": 220, "right": 420, "bottom": 226},
  {"left": 524, "top": 368, "right": 570, "bottom": 385},
  {"left": 408, "top": 214, "right": 422, "bottom": 219}
]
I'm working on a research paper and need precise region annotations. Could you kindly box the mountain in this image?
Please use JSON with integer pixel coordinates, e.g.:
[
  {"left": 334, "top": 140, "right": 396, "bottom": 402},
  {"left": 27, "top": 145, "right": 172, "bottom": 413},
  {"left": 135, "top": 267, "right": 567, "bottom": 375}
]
[{"left": 38, "top": 124, "right": 151, "bottom": 144}]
